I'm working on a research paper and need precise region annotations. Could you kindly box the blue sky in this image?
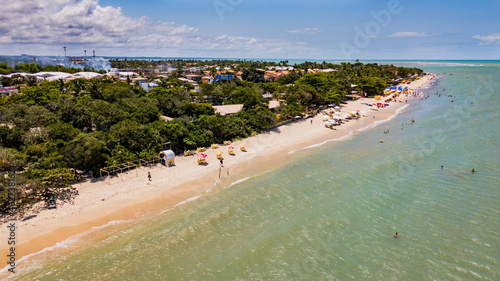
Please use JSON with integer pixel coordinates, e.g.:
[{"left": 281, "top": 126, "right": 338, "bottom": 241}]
[{"left": 1, "top": 0, "right": 499, "bottom": 59}]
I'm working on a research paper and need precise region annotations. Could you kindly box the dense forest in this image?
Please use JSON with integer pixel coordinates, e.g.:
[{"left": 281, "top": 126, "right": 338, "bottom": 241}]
[{"left": 0, "top": 60, "right": 423, "bottom": 213}]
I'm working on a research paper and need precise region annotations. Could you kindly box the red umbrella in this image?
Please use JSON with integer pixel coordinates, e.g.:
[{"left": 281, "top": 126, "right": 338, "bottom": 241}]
[
  {"left": 228, "top": 147, "right": 234, "bottom": 149},
  {"left": 197, "top": 153, "right": 207, "bottom": 158}
]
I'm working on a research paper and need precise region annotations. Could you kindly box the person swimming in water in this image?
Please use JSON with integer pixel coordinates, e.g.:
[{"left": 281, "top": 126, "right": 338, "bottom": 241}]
[{"left": 393, "top": 232, "right": 399, "bottom": 238}]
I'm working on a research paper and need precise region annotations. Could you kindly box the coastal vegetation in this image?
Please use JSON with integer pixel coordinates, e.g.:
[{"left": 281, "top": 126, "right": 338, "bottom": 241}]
[{"left": 0, "top": 60, "right": 422, "bottom": 213}]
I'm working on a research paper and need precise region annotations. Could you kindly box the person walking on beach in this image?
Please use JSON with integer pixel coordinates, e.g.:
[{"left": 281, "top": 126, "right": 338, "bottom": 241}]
[
  {"left": 220, "top": 158, "right": 224, "bottom": 167},
  {"left": 148, "top": 171, "right": 151, "bottom": 181}
]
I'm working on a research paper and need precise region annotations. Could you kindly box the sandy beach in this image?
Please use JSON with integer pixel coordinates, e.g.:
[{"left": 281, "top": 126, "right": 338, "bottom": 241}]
[{"left": 0, "top": 75, "right": 435, "bottom": 263}]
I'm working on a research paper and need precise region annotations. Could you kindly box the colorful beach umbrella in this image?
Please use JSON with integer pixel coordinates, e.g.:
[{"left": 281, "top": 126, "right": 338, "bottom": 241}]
[{"left": 197, "top": 153, "right": 207, "bottom": 158}]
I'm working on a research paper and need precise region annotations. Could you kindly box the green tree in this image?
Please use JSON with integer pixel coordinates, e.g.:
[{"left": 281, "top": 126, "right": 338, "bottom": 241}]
[
  {"left": 358, "top": 77, "right": 387, "bottom": 96},
  {"left": 65, "top": 133, "right": 108, "bottom": 172}
]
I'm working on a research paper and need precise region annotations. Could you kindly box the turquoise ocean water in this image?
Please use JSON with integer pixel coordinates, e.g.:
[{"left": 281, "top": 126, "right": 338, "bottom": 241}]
[{"left": 4, "top": 61, "right": 499, "bottom": 280}]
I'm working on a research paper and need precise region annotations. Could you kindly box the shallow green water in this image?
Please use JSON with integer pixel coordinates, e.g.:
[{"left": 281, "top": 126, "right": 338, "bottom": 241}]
[{"left": 5, "top": 61, "right": 499, "bottom": 280}]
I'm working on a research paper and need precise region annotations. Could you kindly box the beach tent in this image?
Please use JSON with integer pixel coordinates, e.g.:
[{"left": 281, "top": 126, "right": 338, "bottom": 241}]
[
  {"left": 228, "top": 147, "right": 235, "bottom": 155},
  {"left": 159, "top": 150, "right": 175, "bottom": 166},
  {"left": 240, "top": 143, "right": 246, "bottom": 151}
]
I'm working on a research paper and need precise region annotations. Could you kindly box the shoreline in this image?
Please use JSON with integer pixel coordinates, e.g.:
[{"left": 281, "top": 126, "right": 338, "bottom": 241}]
[{"left": 0, "top": 75, "right": 435, "bottom": 266}]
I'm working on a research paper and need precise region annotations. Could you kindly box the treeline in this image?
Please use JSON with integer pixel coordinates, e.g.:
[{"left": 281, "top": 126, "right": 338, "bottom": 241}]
[
  {"left": 0, "top": 60, "right": 422, "bottom": 213},
  {"left": 109, "top": 58, "right": 283, "bottom": 69}
]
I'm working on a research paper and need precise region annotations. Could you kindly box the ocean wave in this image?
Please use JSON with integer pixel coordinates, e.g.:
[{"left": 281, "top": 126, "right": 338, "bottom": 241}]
[
  {"left": 356, "top": 104, "right": 409, "bottom": 132},
  {"left": 303, "top": 131, "right": 354, "bottom": 149},
  {"left": 225, "top": 176, "right": 255, "bottom": 189},
  {"left": 0, "top": 219, "right": 130, "bottom": 276},
  {"left": 411, "top": 62, "right": 486, "bottom": 67}
]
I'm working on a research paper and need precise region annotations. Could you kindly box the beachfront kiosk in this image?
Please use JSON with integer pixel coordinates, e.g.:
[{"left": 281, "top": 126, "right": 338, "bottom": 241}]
[{"left": 159, "top": 150, "right": 175, "bottom": 166}]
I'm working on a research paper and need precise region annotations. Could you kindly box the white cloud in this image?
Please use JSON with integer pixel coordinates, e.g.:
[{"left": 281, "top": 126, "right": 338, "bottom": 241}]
[
  {"left": 389, "top": 32, "right": 430, "bottom": 38},
  {"left": 0, "top": 0, "right": 296, "bottom": 55},
  {"left": 287, "top": 28, "right": 320, "bottom": 34},
  {"left": 472, "top": 33, "right": 500, "bottom": 45}
]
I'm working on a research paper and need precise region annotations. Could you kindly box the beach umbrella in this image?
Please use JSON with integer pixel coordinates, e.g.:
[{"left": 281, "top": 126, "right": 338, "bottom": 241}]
[
  {"left": 228, "top": 146, "right": 234, "bottom": 149},
  {"left": 197, "top": 153, "right": 207, "bottom": 158}
]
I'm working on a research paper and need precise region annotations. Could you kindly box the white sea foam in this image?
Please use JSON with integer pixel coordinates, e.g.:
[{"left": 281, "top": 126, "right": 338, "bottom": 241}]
[
  {"left": 0, "top": 219, "right": 129, "bottom": 276},
  {"left": 356, "top": 104, "right": 409, "bottom": 132},
  {"left": 159, "top": 208, "right": 171, "bottom": 214},
  {"left": 303, "top": 131, "right": 354, "bottom": 149},
  {"left": 225, "top": 176, "right": 253, "bottom": 189}
]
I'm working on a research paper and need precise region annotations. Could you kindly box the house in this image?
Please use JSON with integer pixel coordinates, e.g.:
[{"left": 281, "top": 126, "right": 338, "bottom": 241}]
[
  {"left": 185, "top": 74, "right": 202, "bottom": 83},
  {"left": 140, "top": 82, "right": 159, "bottom": 92},
  {"left": 264, "top": 70, "right": 289, "bottom": 82},
  {"left": 201, "top": 76, "right": 214, "bottom": 84},
  {"left": 268, "top": 100, "right": 281, "bottom": 110}
]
